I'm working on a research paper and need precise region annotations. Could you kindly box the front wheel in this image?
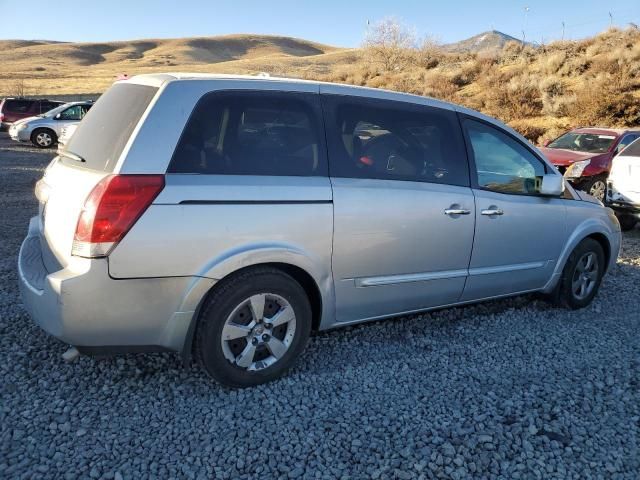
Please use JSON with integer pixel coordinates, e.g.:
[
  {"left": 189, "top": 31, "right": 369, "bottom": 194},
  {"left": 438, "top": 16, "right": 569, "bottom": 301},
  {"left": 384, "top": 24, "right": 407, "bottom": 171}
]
[
  {"left": 30, "top": 128, "right": 57, "bottom": 148},
  {"left": 555, "top": 238, "right": 605, "bottom": 309},
  {"left": 580, "top": 175, "right": 607, "bottom": 202},
  {"left": 195, "top": 267, "right": 312, "bottom": 387}
]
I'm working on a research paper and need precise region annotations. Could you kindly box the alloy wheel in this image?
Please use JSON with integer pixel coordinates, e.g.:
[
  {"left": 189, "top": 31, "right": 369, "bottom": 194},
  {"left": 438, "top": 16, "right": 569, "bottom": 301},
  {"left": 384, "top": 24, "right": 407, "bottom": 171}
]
[
  {"left": 220, "top": 293, "right": 297, "bottom": 371},
  {"left": 36, "top": 132, "right": 52, "bottom": 147},
  {"left": 571, "top": 252, "right": 599, "bottom": 300},
  {"left": 588, "top": 180, "right": 606, "bottom": 202}
]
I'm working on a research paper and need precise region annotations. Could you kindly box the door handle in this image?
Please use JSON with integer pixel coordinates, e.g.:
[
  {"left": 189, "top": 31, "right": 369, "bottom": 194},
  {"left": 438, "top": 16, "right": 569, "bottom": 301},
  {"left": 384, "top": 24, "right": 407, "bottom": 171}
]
[
  {"left": 444, "top": 208, "right": 471, "bottom": 216},
  {"left": 481, "top": 208, "right": 504, "bottom": 216}
]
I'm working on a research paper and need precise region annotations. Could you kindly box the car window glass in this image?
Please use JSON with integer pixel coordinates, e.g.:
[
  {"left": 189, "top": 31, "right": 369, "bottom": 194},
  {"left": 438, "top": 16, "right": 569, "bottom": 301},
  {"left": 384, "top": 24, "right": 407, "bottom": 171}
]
[
  {"left": 63, "top": 83, "right": 158, "bottom": 172},
  {"left": 58, "top": 105, "right": 84, "bottom": 120},
  {"left": 323, "top": 96, "right": 469, "bottom": 186},
  {"left": 169, "top": 92, "right": 325, "bottom": 176},
  {"left": 619, "top": 138, "right": 640, "bottom": 157},
  {"left": 618, "top": 134, "right": 640, "bottom": 151},
  {"left": 5, "top": 100, "right": 32, "bottom": 113},
  {"left": 547, "top": 132, "right": 616, "bottom": 153},
  {"left": 40, "top": 102, "right": 58, "bottom": 113},
  {"left": 465, "top": 119, "right": 546, "bottom": 195}
]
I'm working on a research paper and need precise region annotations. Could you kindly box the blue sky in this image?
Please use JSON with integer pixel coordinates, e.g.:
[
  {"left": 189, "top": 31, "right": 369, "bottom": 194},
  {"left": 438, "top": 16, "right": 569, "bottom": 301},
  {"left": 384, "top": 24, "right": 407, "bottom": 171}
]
[{"left": 1, "top": 0, "right": 638, "bottom": 46}]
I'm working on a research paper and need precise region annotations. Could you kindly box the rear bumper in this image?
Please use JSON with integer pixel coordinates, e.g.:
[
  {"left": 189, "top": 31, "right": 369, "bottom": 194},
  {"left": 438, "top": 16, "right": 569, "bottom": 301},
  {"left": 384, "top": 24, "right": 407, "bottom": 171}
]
[{"left": 18, "top": 216, "right": 204, "bottom": 353}]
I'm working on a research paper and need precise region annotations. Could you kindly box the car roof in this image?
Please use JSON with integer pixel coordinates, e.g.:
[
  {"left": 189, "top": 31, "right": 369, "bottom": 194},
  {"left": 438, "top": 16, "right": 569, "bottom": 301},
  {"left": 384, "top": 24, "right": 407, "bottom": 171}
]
[{"left": 125, "top": 72, "right": 458, "bottom": 110}]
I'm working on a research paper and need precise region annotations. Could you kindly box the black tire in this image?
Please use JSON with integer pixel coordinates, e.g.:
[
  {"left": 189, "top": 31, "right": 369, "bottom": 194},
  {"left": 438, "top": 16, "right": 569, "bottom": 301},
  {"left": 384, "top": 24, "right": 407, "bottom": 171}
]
[
  {"left": 580, "top": 175, "right": 607, "bottom": 202},
  {"left": 195, "top": 267, "right": 312, "bottom": 387},
  {"left": 617, "top": 215, "right": 638, "bottom": 232},
  {"left": 555, "top": 238, "right": 605, "bottom": 309},
  {"left": 30, "top": 128, "right": 57, "bottom": 148}
]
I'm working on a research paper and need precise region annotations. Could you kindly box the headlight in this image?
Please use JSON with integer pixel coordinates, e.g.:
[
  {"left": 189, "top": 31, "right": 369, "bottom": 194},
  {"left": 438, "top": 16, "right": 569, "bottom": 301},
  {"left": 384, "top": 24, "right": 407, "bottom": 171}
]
[
  {"left": 17, "top": 123, "right": 29, "bottom": 131},
  {"left": 565, "top": 159, "right": 591, "bottom": 178}
]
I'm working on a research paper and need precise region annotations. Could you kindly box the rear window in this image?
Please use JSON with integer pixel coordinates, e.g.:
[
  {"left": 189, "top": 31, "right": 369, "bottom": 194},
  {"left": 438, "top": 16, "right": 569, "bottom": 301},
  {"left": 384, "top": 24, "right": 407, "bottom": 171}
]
[
  {"left": 62, "top": 83, "right": 158, "bottom": 172},
  {"left": 168, "top": 91, "right": 326, "bottom": 176},
  {"left": 3, "top": 100, "right": 33, "bottom": 112},
  {"left": 620, "top": 138, "right": 640, "bottom": 157}
]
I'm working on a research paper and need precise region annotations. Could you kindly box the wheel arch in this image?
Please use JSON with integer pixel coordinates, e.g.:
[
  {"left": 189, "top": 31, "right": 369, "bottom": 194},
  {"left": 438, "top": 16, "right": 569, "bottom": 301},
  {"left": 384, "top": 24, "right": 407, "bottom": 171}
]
[
  {"left": 180, "top": 260, "right": 331, "bottom": 365},
  {"left": 543, "top": 218, "right": 618, "bottom": 293}
]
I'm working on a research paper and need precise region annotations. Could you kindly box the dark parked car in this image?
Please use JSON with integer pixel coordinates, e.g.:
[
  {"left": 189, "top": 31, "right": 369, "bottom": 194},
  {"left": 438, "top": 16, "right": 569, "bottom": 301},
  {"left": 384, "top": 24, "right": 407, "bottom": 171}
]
[
  {"left": 0, "top": 98, "right": 64, "bottom": 129},
  {"left": 539, "top": 127, "right": 640, "bottom": 201}
]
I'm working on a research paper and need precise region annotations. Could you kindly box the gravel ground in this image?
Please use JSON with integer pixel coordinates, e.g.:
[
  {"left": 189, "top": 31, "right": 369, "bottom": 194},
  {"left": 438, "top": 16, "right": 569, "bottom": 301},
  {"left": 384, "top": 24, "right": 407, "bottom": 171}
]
[{"left": 1, "top": 131, "right": 640, "bottom": 479}]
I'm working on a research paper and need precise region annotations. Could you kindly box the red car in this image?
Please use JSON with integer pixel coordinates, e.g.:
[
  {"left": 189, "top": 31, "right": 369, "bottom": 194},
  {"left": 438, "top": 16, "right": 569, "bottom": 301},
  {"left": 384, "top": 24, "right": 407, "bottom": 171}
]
[
  {"left": 539, "top": 127, "right": 640, "bottom": 201},
  {"left": 0, "top": 98, "right": 64, "bottom": 130}
]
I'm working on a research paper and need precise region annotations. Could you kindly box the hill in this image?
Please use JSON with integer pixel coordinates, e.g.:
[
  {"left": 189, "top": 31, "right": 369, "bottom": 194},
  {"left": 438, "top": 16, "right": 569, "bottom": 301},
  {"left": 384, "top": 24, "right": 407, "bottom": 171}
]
[
  {"left": 443, "top": 30, "right": 527, "bottom": 54},
  {"left": 2, "top": 28, "right": 639, "bottom": 144},
  {"left": 0, "top": 34, "right": 342, "bottom": 95}
]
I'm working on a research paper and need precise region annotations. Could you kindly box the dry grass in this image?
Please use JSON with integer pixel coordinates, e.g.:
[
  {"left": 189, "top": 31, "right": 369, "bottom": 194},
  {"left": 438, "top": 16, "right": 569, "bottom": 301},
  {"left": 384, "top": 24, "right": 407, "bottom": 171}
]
[{"left": 2, "top": 28, "right": 639, "bottom": 144}]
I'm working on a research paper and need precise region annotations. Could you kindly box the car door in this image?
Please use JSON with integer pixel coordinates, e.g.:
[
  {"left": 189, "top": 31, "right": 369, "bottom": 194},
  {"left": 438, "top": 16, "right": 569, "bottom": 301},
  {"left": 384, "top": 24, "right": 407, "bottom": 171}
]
[
  {"left": 459, "top": 117, "right": 568, "bottom": 301},
  {"left": 321, "top": 92, "right": 476, "bottom": 324},
  {"left": 56, "top": 105, "right": 85, "bottom": 130}
]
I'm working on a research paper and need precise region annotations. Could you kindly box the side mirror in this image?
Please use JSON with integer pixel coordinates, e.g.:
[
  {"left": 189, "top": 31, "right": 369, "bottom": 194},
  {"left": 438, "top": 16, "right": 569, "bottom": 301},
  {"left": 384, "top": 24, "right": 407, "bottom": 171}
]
[
  {"left": 539, "top": 174, "right": 565, "bottom": 196},
  {"left": 54, "top": 113, "right": 61, "bottom": 120}
]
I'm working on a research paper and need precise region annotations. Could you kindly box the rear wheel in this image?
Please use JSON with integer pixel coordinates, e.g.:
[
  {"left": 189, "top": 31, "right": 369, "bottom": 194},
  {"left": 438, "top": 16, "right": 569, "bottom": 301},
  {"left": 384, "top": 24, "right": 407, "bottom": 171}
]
[
  {"left": 580, "top": 175, "right": 607, "bottom": 202},
  {"left": 617, "top": 215, "right": 638, "bottom": 232},
  {"left": 195, "top": 267, "right": 312, "bottom": 387},
  {"left": 555, "top": 238, "right": 605, "bottom": 309},
  {"left": 31, "top": 128, "right": 57, "bottom": 148}
]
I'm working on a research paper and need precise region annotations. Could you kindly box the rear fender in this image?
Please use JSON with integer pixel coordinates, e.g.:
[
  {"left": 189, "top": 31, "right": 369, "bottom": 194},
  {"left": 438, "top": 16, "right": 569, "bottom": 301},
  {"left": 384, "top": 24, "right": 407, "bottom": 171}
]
[{"left": 178, "top": 243, "right": 335, "bottom": 362}]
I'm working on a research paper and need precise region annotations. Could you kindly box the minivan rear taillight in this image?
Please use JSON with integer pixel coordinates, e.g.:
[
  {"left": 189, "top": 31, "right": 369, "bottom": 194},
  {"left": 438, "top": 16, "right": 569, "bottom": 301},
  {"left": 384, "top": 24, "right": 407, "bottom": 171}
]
[{"left": 72, "top": 174, "right": 164, "bottom": 258}]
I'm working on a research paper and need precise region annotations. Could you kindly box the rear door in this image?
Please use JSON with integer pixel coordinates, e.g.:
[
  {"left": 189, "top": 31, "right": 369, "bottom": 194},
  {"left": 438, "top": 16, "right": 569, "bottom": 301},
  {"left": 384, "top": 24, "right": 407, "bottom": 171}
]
[
  {"left": 322, "top": 92, "right": 475, "bottom": 324},
  {"left": 460, "top": 117, "right": 567, "bottom": 301}
]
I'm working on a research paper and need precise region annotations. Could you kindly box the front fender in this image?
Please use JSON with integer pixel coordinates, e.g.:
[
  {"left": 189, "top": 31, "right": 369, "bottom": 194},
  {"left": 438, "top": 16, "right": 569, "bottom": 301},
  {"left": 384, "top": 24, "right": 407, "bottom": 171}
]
[{"left": 543, "top": 212, "right": 621, "bottom": 292}]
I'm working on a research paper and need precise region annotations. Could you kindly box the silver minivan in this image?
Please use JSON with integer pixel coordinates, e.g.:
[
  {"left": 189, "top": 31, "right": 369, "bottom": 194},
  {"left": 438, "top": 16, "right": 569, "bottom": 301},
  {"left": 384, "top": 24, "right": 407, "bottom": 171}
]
[{"left": 18, "top": 74, "right": 621, "bottom": 387}]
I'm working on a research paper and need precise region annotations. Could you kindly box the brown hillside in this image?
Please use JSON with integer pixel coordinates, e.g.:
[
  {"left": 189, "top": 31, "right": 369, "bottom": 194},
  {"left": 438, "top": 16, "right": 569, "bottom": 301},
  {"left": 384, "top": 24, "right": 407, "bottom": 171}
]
[{"left": 2, "top": 29, "right": 639, "bottom": 143}]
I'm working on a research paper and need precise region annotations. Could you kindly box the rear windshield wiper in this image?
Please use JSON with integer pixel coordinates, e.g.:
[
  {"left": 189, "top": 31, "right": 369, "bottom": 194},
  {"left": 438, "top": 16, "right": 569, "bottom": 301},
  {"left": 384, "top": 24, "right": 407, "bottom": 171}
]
[{"left": 59, "top": 150, "right": 86, "bottom": 163}]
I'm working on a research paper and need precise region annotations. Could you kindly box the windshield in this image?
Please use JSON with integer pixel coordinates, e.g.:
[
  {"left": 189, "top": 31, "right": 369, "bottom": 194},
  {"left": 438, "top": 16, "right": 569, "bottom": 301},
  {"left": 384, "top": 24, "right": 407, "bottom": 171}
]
[
  {"left": 547, "top": 132, "right": 616, "bottom": 154},
  {"left": 41, "top": 103, "right": 74, "bottom": 118},
  {"left": 62, "top": 83, "right": 158, "bottom": 172}
]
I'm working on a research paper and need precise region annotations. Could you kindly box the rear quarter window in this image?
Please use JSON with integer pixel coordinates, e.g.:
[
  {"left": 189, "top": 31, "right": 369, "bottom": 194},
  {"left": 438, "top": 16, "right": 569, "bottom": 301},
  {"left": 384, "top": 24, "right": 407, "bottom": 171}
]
[
  {"left": 62, "top": 83, "right": 158, "bottom": 172},
  {"left": 169, "top": 91, "right": 327, "bottom": 176},
  {"left": 4, "top": 100, "right": 33, "bottom": 113}
]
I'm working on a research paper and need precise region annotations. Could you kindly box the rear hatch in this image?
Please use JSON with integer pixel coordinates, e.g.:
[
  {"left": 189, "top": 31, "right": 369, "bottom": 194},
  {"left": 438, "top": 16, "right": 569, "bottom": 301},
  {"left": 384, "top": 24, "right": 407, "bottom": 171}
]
[{"left": 36, "top": 83, "right": 159, "bottom": 271}]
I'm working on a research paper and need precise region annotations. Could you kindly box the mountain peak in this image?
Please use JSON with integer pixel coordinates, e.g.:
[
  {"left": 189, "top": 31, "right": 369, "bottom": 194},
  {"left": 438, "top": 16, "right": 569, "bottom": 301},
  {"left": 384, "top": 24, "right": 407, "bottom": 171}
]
[{"left": 444, "top": 30, "right": 526, "bottom": 54}]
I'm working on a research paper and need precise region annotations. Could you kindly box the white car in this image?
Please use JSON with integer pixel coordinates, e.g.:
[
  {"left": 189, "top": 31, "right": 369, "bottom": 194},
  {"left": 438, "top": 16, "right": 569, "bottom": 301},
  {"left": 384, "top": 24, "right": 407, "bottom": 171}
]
[{"left": 607, "top": 138, "right": 640, "bottom": 231}]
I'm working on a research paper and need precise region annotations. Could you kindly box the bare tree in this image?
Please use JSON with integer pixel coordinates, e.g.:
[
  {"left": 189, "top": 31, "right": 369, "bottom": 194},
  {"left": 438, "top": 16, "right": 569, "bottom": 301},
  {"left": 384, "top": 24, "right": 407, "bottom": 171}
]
[
  {"left": 9, "top": 78, "right": 27, "bottom": 97},
  {"left": 416, "top": 35, "right": 443, "bottom": 69},
  {"left": 363, "top": 17, "right": 417, "bottom": 71}
]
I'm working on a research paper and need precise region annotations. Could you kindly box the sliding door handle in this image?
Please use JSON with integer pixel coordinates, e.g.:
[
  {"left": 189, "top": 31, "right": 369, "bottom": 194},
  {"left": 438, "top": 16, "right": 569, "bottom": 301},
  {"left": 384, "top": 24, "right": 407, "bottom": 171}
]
[
  {"left": 481, "top": 208, "right": 504, "bottom": 216},
  {"left": 444, "top": 208, "right": 471, "bottom": 216}
]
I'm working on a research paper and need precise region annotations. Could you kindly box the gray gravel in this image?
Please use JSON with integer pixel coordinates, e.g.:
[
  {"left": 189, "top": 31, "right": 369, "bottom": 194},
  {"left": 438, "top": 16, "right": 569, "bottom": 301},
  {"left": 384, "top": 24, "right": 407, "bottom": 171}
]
[{"left": 1, "top": 131, "right": 640, "bottom": 479}]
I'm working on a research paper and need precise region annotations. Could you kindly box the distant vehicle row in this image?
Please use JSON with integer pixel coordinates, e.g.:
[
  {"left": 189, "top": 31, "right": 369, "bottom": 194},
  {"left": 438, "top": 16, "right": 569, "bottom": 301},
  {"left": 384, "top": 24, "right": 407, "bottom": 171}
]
[
  {"left": 6, "top": 100, "right": 93, "bottom": 148},
  {"left": 0, "top": 98, "right": 64, "bottom": 128}
]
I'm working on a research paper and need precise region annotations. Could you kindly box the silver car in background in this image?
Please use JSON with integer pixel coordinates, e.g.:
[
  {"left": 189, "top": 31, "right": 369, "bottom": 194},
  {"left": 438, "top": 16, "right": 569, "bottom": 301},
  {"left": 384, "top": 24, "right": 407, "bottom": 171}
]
[
  {"left": 18, "top": 74, "right": 621, "bottom": 387},
  {"left": 9, "top": 101, "right": 92, "bottom": 148}
]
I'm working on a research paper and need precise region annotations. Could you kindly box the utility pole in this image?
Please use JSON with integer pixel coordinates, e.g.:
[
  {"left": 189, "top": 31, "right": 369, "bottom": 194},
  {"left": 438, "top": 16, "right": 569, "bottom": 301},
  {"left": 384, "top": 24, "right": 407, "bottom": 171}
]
[
  {"left": 561, "top": 21, "right": 565, "bottom": 41},
  {"left": 609, "top": 12, "right": 613, "bottom": 29}
]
